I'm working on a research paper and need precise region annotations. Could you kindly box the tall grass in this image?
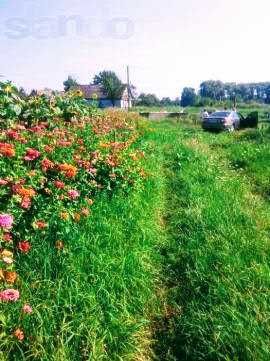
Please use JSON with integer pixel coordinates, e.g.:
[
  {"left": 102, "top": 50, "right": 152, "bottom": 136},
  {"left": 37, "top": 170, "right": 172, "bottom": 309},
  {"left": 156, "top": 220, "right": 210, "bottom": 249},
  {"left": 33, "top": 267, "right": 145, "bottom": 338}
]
[
  {"left": 150, "top": 122, "right": 270, "bottom": 360},
  {"left": 0, "top": 118, "right": 166, "bottom": 361},
  {"left": 1, "top": 180, "right": 165, "bottom": 360},
  {"left": 208, "top": 126, "right": 270, "bottom": 198}
]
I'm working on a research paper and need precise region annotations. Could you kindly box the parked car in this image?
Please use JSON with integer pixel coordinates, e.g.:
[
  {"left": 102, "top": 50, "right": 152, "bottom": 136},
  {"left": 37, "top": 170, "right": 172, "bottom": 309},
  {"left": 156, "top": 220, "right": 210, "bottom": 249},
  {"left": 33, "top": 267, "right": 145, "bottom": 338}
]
[{"left": 202, "top": 110, "right": 241, "bottom": 131}]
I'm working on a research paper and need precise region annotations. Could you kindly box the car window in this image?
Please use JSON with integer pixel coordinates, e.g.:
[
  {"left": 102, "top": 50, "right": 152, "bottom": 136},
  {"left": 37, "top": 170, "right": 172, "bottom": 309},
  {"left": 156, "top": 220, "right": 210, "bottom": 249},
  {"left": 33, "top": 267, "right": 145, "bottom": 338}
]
[{"left": 211, "top": 112, "right": 230, "bottom": 117}]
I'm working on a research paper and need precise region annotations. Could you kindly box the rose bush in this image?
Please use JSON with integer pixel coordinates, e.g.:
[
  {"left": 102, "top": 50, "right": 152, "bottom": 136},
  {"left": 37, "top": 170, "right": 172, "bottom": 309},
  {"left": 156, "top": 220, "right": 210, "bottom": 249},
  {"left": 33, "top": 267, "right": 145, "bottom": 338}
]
[{"left": 0, "top": 81, "right": 146, "bottom": 345}]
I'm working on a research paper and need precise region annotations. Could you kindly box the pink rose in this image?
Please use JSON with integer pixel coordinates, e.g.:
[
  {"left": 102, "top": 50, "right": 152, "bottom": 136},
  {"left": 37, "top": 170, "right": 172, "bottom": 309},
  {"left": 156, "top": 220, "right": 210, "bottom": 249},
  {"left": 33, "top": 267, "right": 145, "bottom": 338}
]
[
  {"left": 0, "top": 179, "right": 8, "bottom": 186},
  {"left": 24, "top": 148, "right": 40, "bottom": 161},
  {"left": 67, "top": 189, "right": 80, "bottom": 200},
  {"left": 89, "top": 168, "right": 97, "bottom": 176},
  {"left": 21, "top": 197, "right": 31, "bottom": 210},
  {"left": 0, "top": 289, "right": 20, "bottom": 302},
  {"left": 3, "top": 233, "right": 13, "bottom": 242},
  {"left": 0, "top": 214, "right": 14, "bottom": 229},
  {"left": 22, "top": 304, "right": 33, "bottom": 314},
  {"left": 2, "top": 257, "right": 13, "bottom": 264}
]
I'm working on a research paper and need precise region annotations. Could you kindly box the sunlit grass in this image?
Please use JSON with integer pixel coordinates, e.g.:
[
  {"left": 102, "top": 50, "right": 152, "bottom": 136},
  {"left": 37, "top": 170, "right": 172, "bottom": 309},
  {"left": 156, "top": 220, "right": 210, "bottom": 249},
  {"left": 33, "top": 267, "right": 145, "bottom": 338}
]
[{"left": 151, "top": 122, "right": 270, "bottom": 360}]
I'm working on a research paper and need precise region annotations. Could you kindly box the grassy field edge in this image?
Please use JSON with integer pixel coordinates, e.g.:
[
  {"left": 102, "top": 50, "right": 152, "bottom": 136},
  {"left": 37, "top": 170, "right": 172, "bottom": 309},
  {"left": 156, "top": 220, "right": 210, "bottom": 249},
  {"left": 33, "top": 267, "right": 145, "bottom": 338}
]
[{"left": 151, "top": 122, "right": 270, "bottom": 361}]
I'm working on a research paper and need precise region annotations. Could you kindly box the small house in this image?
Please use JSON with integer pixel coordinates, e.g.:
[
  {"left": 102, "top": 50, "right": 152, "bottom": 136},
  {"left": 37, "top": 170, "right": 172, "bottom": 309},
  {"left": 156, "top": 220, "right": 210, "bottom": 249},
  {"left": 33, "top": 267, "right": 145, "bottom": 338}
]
[{"left": 73, "top": 84, "right": 132, "bottom": 109}]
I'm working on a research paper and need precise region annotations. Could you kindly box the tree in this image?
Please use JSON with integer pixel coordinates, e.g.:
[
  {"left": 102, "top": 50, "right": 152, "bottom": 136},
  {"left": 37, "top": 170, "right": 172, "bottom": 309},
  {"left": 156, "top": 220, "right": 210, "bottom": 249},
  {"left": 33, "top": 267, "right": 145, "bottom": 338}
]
[
  {"left": 265, "top": 85, "right": 270, "bottom": 104},
  {"left": 160, "top": 97, "right": 172, "bottom": 106},
  {"left": 136, "top": 93, "right": 160, "bottom": 107},
  {"left": 63, "top": 76, "right": 78, "bottom": 92},
  {"left": 199, "top": 81, "right": 225, "bottom": 100},
  {"left": 93, "top": 71, "right": 125, "bottom": 106},
  {"left": 180, "top": 87, "right": 196, "bottom": 107},
  {"left": 196, "top": 80, "right": 270, "bottom": 104}
]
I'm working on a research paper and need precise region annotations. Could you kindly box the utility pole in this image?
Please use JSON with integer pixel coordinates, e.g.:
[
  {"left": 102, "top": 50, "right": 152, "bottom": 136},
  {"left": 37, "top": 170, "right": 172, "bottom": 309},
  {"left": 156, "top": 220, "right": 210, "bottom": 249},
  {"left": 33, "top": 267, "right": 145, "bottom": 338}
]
[
  {"left": 127, "top": 65, "right": 130, "bottom": 111},
  {"left": 233, "top": 93, "right": 236, "bottom": 110}
]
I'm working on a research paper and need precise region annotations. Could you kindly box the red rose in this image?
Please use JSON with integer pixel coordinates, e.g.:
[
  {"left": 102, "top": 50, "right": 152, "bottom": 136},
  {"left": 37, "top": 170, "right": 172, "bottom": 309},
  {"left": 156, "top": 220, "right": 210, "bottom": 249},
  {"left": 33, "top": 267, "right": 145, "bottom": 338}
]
[
  {"left": 54, "top": 180, "right": 65, "bottom": 189},
  {"left": 18, "top": 241, "right": 31, "bottom": 254},
  {"left": 34, "top": 220, "right": 47, "bottom": 229}
]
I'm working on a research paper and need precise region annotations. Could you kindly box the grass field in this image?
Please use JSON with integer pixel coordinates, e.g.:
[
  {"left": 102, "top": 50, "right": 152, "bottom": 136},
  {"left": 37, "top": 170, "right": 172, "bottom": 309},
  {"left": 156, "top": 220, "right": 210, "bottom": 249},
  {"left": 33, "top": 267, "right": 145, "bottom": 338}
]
[
  {"left": 148, "top": 121, "right": 270, "bottom": 360},
  {"left": 1, "top": 114, "right": 270, "bottom": 360},
  {"left": 134, "top": 103, "right": 270, "bottom": 118}
]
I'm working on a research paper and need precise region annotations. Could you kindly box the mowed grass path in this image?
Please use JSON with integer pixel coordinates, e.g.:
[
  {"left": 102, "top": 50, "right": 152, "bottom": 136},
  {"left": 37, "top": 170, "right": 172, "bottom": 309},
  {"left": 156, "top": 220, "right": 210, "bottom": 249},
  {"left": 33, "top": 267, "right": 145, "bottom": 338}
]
[{"left": 148, "top": 121, "right": 270, "bottom": 360}]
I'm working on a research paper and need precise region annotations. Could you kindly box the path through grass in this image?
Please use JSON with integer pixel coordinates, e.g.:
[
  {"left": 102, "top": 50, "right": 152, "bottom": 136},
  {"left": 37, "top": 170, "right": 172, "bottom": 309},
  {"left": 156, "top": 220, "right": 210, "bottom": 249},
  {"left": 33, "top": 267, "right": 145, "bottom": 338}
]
[{"left": 149, "top": 122, "right": 270, "bottom": 360}]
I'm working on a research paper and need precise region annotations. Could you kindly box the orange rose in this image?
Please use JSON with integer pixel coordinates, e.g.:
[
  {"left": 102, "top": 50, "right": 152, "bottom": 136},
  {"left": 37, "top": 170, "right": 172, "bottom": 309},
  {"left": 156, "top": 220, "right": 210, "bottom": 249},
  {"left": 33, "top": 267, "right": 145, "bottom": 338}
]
[
  {"left": 5, "top": 271, "right": 17, "bottom": 284},
  {"left": 14, "top": 328, "right": 24, "bottom": 341},
  {"left": 58, "top": 163, "right": 77, "bottom": 178},
  {"left": 73, "top": 213, "right": 81, "bottom": 222},
  {"left": 59, "top": 212, "right": 69, "bottom": 221}
]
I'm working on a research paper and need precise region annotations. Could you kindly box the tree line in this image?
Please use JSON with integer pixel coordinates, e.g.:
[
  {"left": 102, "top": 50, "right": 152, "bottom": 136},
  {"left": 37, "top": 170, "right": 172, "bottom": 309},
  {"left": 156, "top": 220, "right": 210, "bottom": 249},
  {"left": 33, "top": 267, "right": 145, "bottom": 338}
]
[
  {"left": 135, "top": 93, "right": 180, "bottom": 107},
  {"left": 181, "top": 80, "right": 270, "bottom": 107},
  {"left": 136, "top": 81, "right": 270, "bottom": 108},
  {"left": 21, "top": 72, "right": 270, "bottom": 108}
]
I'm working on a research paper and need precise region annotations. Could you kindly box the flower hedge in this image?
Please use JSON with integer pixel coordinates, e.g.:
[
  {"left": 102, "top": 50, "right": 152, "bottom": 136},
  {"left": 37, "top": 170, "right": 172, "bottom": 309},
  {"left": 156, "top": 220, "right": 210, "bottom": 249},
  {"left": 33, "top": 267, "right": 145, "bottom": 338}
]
[{"left": 0, "top": 81, "right": 146, "bottom": 342}]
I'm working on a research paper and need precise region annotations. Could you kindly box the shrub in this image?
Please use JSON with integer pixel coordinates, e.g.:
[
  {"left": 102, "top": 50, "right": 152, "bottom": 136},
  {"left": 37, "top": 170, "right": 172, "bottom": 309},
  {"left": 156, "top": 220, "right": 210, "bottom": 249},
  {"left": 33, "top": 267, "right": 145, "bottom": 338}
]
[{"left": 0, "top": 82, "right": 98, "bottom": 129}]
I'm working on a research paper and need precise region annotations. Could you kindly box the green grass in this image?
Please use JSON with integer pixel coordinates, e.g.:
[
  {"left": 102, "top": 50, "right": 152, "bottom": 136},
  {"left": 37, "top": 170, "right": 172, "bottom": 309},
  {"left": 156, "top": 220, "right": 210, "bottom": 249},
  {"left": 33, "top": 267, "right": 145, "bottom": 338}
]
[
  {"left": 133, "top": 106, "right": 182, "bottom": 113},
  {"left": 208, "top": 126, "right": 270, "bottom": 198},
  {"left": 2, "top": 120, "right": 270, "bottom": 360},
  {"left": 149, "top": 122, "right": 270, "bottom": 360},
  {"left": 0, "top": 134, "right": 166, "bottom": 360}
]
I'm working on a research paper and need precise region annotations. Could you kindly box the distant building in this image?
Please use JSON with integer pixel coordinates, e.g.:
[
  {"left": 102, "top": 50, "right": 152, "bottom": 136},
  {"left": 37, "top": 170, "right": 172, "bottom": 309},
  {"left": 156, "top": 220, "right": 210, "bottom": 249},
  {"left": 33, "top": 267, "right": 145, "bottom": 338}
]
[
  {"left": 72, "top": 84, "right": 132, "bottom": 109},
  {"left": 36, "top": 89, "right": 65, "bottom": 97}
]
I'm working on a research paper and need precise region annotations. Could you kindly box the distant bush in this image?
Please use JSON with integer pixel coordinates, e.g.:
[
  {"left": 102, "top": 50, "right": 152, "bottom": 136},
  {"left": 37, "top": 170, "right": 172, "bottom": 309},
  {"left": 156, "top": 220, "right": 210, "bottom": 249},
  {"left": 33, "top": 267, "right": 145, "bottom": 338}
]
[{"left": 0, "top": 82, "right": 97, "bottom": 128}]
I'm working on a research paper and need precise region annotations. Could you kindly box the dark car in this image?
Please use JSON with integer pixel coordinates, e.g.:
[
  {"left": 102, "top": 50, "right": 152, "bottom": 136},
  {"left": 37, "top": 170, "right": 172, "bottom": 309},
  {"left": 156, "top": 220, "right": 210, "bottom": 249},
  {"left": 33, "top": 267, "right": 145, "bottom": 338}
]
[{"left": 202, "top": 110, "right": 241, "bottom": 132}]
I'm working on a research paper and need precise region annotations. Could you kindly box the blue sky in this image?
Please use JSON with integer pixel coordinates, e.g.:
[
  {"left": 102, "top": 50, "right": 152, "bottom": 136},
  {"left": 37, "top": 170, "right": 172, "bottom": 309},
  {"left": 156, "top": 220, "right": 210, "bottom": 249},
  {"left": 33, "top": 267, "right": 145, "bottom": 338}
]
[{"left": 0, "top": 0, "right": 269, "bottom": 98}]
